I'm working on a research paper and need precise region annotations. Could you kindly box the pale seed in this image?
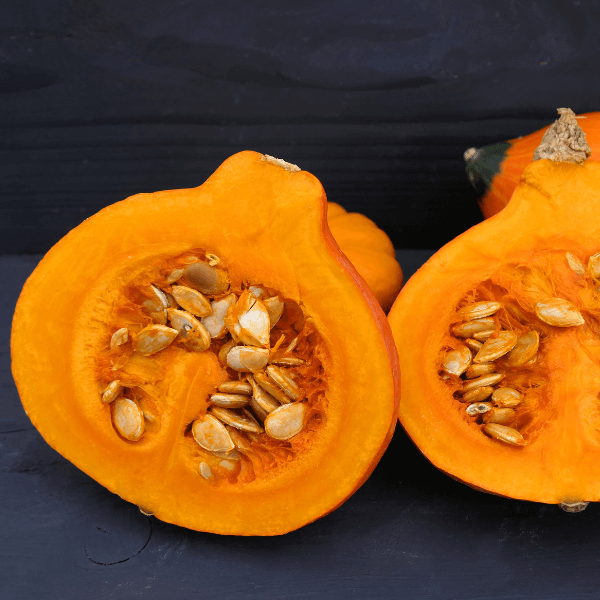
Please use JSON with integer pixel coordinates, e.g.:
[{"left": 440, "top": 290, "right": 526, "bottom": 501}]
[
  {"left": 472, "top": 329, "right": 495, "bottom": 342},
  {"left": 465, "top": 363, "right": 496, "bottom": 379},
  {"left": 199, "top": 462, "right": 213, "bottom": 479},
  {"left": 269, "top": 356, "right": 306, "bottom": 367},
  {"left": 507, "top": 331, "right": 539, "bottom": 367},
  {"left": 461, "top": 386, "right": 494, "bottom": 403},
  {"left": 566, "top": 252, "right": 586, "bottom": 276},
  {"left": 264, "top": 296, "right": 285, "bottom": 328},
  {"left": 227, "top": 346, "right": 270, "bottom": 372},
  {"left": 265, "top": 365, "right": 304, "bottom": 401},
  {"left": 171, "top": 285, "right": 212, "bottom": 318},
  {"left": 202, "top": 293, "right": 237, "bottom": 338},
  {"left": 535, "top": 297, "right": 584, "bottom": 327},
  {"left": 150, "top": 284, "right": 169, "bottom": 309},
  {"left": 248, "top": 285, "right": 266, "bottom": 299},
  {"left": 226, "top": 291, "right": 271, "bottom": 347},
  {"left": 102, "top": 380, "right": 122, "bottom": 404},
  {"left": 253, "top": 371, "right": 293, "bottom": 404},
  {"left": 212, "top": 449, "right": 242, "bottom": 460},
  {"left": 473, "top": 330, "right": 518, "bottom": 363},
  {"left": 462, "top": 372, "right": 504, "bottom": 392},
  {"left": 226, "top": 426, "right": 252, "bottom": 451},
  {"left": 110, "top": 327, "right": 129, "bottom": 349},
  {"left": 265, "top": 402, "right": 306, "bottom": 440},
  {"left": 134, "top": 324, "right": 178, "bottom": 355},
  {"left": 209, "top": 406, "right": 264, "bottom": 433},
  {"left": 218, "top": 339, "right": 236, "bottom": 365},
  {"left": 284, "top": 336, "right": 299, "bottom": 354},
  {"left": 458, "top": 301, "right": 502, "bottom": 320},
  {"left": 113, "top": 397, "right": 144, "bottom": 441},
  {"left": 248, "top": 374, "right": 281, "bottom": 413},
  {"left": 167, "top": 308, "right": 202, "bottom": 338},
  {"left": 589, "top": 253, "right": 600, "bottom": 279},
  {"left": 205, "top": 253, "right": 220, "bottom": 266},
  {"left": 184, "top": 262, "right": 230, "bottom": 295},
  {"left": 442, "top": 345, "right": 472, "bottom": 377},
  {"left": 184, "top": 323, "right": 212, "bottom": 352},
  {"left": 451, "top": 318, "right": 496, "bottom": 338},
  {"left": 219, "top": 459, "right": 238, "bottom": 471},
  {"left": 218, "top": 381, "right": 253, "bottom": 395},
  {"left": 464, "top": 338, "right": 483, "bottom": 352},
  {"left": 492, "top": 387, "right": 522, "bottom": 408},
  {"left": 192, "top": 414, "right": 235, "bottom": 453},
  {"left": 465, "top": 402, "right": 492, "bottom": 416},
  {"left": 483, "top": 423, "right": 526, "bottom": 446},
  {"left": 482, "top": 407, "right": 515, "bottom": 425},
  {"left": 209, "top": 393, "right": 250, "bottom": 409},
  {"left": 150, "top": 310, "right": 168, "bottom": 325},
  {"left": 166, "top": 268, "right": 184, "bottom": 284}
]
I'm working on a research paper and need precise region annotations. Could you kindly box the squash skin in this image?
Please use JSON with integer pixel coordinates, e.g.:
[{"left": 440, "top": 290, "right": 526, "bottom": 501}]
[
  {"left": 389, "top": 157, "right": 600, "bottom": 505},
  {"left": 466, "top": 112, "right": 600, "bottom": 218},
  {"left": 11, "top": 151, "right": 399, "bottom": 535}
]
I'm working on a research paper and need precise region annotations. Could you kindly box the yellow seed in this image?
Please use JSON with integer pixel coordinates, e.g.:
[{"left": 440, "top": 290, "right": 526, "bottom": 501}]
[
  {"left": 451, "top": 318, "right": 496, "bottom": 338},
  {"left": 566, "top": 252, "right": 585, "bottom": 276},
  {"left": 462, "top": 372, "right": 504, "bottom": 392},
  {"left": 461, "top": 386, "right": 494, "bottom": 403},
  {"left": 483, "top": 423, "right": 525, "bottom": 446},
  {"left": 442, "top": 345, "right": 472, "bottom": 376},
  {"left": 492, "top": 387, "right": 522, "bottom": 408},
  {"left": 134, "top": 324, "right": 178, "bottom": 356},
  {"left": 465, "top": 363, "right": 496, "bottom": 379},
  {"left": 112, "top": 397, "right": 144, "bottom": 441},
  {"left": 482, "top": 407, "right": 515, "bottom": 425},
  {"left": 507, "top": 331, "right": 540, "bottom": 367},
  {"left": 457, "top": 301, "right": 502, "bottom": 320},
  {"left": 473, "top": 330, "right": 518, "bottom": 363},
  {"left": 464, "top": 338, "right": 483, "bottom": 352},
  {"left": 472, "top": 330, "right": 495, "bottom": 342},
  {"left": 535, "top": 298, "right": 584, "bottom": 327},
  {"left": 589, "top": 253, "right": 600, "bottom": 279}
]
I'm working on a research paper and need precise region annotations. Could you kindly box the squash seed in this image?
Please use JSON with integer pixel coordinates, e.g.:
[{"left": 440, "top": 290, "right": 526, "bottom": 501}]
[
  {"left": 150, "top": 284, "right": 169, "bottom": 308},
  {"left": 226, "top": 426, "right": 252, "bottom": 451},
  {"left": 102, "top": 380, "right": 122, "bottom": 404},
  {"left": 464, "top": 338, "right": 483, "bottom": 352},
  {"left": 205, "top": 253, "right": 220, "bottom": 266},
  {"left": 492, "top": 387, "right": 522, "bottom": 408},
  {"left": 265, "top": 365, "right": 304, "bottom": 401},
  {"left": 269, "top": 356, "right": 306, "bottom": 367},
  {"left": 442, "top": 345, "right": 472, "bottom": 377},
  {"left": 167, "top": 308, "right": 202, "bottom": 338},
  {"left": 264, "top": 402, "right": 306, "bottom": 440},
  {"left": 184, "top": 262, "right": 230, "bottom": 295},
  {"left": 457, "top": 301, "right": 502, "bottom": 320},
  {"left": 465, "top": 402, "right": 492, "bottom": 416},
  {"left": 192, "top": 414, "right": 235, "bottom": 453},
  {"left": 589, "top": 253, "right": 600, "bottom": 279},
  {"left": 264, "top": 296, "right": 285, "bottom": 328},
  {"left": 166, "top": 268, "right": 184, "bottom": 284},
  {"left": 113, "top": 397, "right": 144, "bottom": 441},
  {"left": 451, "top": 318, "right": 496, "bottom": 338},
  {"left": 226, "top": 291, "right": 271, "bottom": 347},
  {"left": 535, "top": 297, "right": 584, "bottom": 327},
  {"left": 253, "top": 371, "right": 293, "bottom": 404},
  {"left": 227, "top": 346, "right": 270, "bottom": 372},
  {"left": 249, "top": 285, "right": 267, "bottom": 299},
  {"left": 209, "top": 406, "right": 264, "bottom": 433},
  {"left": 218, "top": 381, "right": 253, "bottom": 395},
  {"left": 171, "top": 285, "right": 212, "bottom": 318},
  {"left": 472, "top": 329, "right": 495, "bottom": 342},
  {"left": 202, "top": 293, "right": 237, "bottom": 338},
  {"left": 184, "top": 323, "right": 212, "bottom": 352},
  {"left": 465, "top": 363, "right": 496, "bottom": 379},
  {"left": 218, "top": 338, "right": 236, "bottom": 365},
  {"left": 135, "top": 324, "right": 179, "bottom": 356},
  {"left": 248, "top": 374, "right": 281, "bottom": 413},
  {"left": 199, "top": 462, "right": 213, "bottom": 479},
  {"left": 566, "top": 252, "right": 586, "bottom": 276},
  {"left": 507, "top": 331, "right": 540, "bottom": 367},
  {"left": 212, "top": 449, "right": 242, "bottom": 460},
  {"left": 110, "top": 327, "right": 129, "bottom": 349},
  {"left": 462, "top": 372, "right": 504, "bottom": 392},
  {"left": 473, "top": 330, "right": 518, "bottom": 363},
  {"left": 482, "top": 407, "right": 515, "bottom": 425},
  {"left": 209, "top": 393, "right": 250, "bottom": 409},
  {"left": 461, "top": 386, "right": 494, "bottom": 403},
  {"left": 483, "top": 423, "right": 525, "bottom": 446}
]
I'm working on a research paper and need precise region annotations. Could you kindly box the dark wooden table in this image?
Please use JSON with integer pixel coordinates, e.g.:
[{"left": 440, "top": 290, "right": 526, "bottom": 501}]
[{"left": 2, "top": 251, "right": 598, "bottom": 600}]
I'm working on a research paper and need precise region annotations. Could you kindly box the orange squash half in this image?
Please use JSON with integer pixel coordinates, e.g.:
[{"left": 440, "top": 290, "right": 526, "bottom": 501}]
[
  {"left": 389, "top": 111, "right": 600, "bottom": 509},
  {"left": 12, "top": 151, "right": 399, "bottom": 535}
]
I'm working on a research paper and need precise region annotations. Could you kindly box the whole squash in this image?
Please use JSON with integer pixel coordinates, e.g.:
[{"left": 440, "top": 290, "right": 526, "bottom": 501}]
[
  {"left": 389, "top": 109, "right": 600, "bottom": 511},
  {"left": 11, "top": 151, "right": 399, "bottom": 535},
  {"left": 465, "top": 110, "right": 600, "bottom": 218}
]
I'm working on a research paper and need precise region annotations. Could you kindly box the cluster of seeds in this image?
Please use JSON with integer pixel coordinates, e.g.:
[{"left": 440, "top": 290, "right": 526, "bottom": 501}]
[{"left": 98, "top": 253, "right": 322, "bottom": 483}]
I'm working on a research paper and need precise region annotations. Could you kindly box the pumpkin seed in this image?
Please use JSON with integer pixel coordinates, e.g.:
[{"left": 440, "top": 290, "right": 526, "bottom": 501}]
[
  {"left": 248, "top": 285, "right": 266, "bottom": 299},
  {"left": 205, "top": 253, "right": 220, "bottom": 266},
  {"left": 566, "top": 252, "right": 586, "bottom": 276},
  {"left": 465, "top": 402, "right": 492, "bottom": 416},
  {"left": 461, "top": 386, "right": 494, "bottom": 403},
  {"left": 184, "top": 323, "right": 212, "bottom": 352},
  {"left": 462, "top": 372, "right": 504, "bottom": 392},
  {"left": 167, "top": 308, "right": 202, "bottom": 338},
  {"left": 264, "top": 402, "right": 306, "bottom": 440},
  {"left": 171, "top": 285, "right": 212, "bottom": 318},
  {"left": 166, "top": 268, "right": 184, "bottom": 284},
  {"left": 212, "top": 449, "right": 242, "bottom": 460},
  {"left": 113, "top": 397, "right": 144, "bottom": 441},
  {"left": 442, "top": 345, "right": 472, "bottom": 377},
  {"left": 192, "top": 414, "right": 235, "bottom": 453},
  {"left": 202, "top": 293, "right": 237, "bottom": 338},
  {"left": 264, "top": 296, "right": 285, "bottom": 328},
  {"left": 457, "top": 301, "right": 501, "bottom": 320},
  {"left": 218, "top": 338, "right": 236, "bottom": 365},
  {"left": 102, "top": 380, "right": 122, "bottom": 404},
  {"left": 265, "top": 365, "right": 304, "bottom": 401},
  {"left": 226, "top": 291, "right": 271, "bottom": 347},
  {"left": 218, "top": 381, "right": 253, "bottom": 395},
  {"left": 492, "top": 387, "right": 522, "bottom": 408},
  {"left": 248, "top": 374, "right": 281, "bottom": 413},
  {"left": 464, "top": 338, "right": 483, "bottom": 352},
  {"left": 110, "top": 327, "right": 129, "bottom": 349},
  {"left": 253, "top": 371, "right": 293, "bottom": 404},
  {"left": 199, "top": 462, "right": 213, "bottom": 479},
  {"left": 589, "top": 253, "right": 600, "bottom": 279},
  {"left": 226, "top": 426, "right": 252, "bottom": 451},
  {"left": 269, "top": 356, "right": 306, "bottom": 367},
  {"left": 473, "top": 330, "right": 518, "bottom": 363},
  {"left": 209, "top": 406, "right": 264, "bottom": 433},
  {"left": 464, "top": 363, "right": 496, "bottom": 379},
  {"left": 451, "top": 318, "right": 496, "bottom": 338},
  {"left": 483, "top": 423, "right": 525, "bottom": 446},
  {"left": 482, "top": 407, "right": 515, "bottom": 425},
  {"left": 535, "top": 297, "right": 584, "bottom": 327},
  {"left": 227, "top": 346, "right": 270, "bottom": 372},
  {"left": 472, "top": 329, "right": 495, "bottom": 342},
  {"left": 219, "top": 459, "right": 238, "bottom": 471},
  {"left": 507, "top": 331, "right": 540, "bottom": 367},
  {"left": 284, "top": 336, "right": 299, "bottom": 354},
  {"left": 184, "top": 262, "right": 230, "bottom": 295},
  {"left": 135, "top": 324, "right": 178, "bottom": 356},
  {"left": 210, "top": 393, "right": 250, "bottom": 408},
  {"left": 150, "top": 284, "right": 169, "bottom": 309}
]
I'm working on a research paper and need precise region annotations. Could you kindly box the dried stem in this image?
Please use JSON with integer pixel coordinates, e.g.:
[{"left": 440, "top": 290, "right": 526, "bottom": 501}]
[{"left": 533, "top": 107, "right": 591, "bottom": 164}]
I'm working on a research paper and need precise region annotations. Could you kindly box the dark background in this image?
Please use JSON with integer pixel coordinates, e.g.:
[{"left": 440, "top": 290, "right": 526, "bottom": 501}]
[{"left": 4, "top": 1, "right": 600, "bottom": 599}]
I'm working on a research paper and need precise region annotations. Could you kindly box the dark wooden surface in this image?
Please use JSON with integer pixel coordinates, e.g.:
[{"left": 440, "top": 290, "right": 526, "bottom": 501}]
[{"left": 3, "top": 252, "right": 600, "bottom": 600}]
